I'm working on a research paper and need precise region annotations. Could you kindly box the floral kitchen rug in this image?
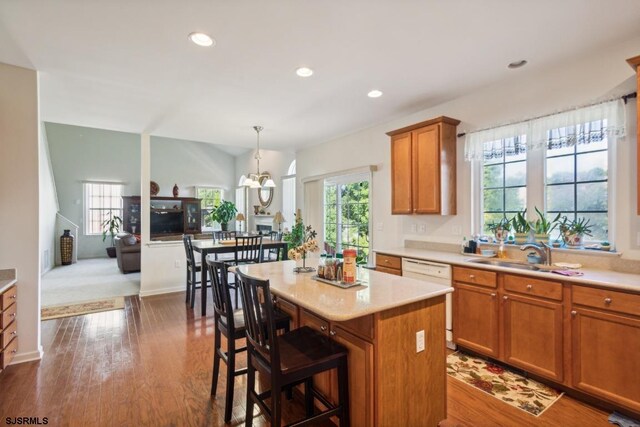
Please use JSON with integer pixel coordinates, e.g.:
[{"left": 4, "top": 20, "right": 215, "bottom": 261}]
[
  {"left": 41, "top": 297, "right": 125, "bottom": 320},
  {"left": 447, "top": 352, "right": 564, "bottom": 416}
]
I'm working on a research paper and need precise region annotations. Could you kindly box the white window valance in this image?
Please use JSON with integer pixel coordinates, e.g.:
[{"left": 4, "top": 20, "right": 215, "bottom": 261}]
[{"left": 464, "top": 99, "right": 626, "bottom": 161}]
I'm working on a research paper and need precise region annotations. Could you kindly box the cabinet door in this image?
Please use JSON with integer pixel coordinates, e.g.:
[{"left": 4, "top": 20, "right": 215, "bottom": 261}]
[
  {"left": 453, "top": 282, "right": 499, "bottom": 357},
  {"left": 412, "top": 125, "right": 440, "bottom": 214},
  {"left": 183, "top": 201, "right": 201, "bottom": 233},
  {"left": 571, "top": 307, "right": 640, "bottom": 412},
  {"left": 299, "top": 309, "right": 332, "bottom": 400},
  {"left": 330, "top": 325, "right": 374, "bottom": 427},
  {"left": 274, "top": 296, "right": 298, "bottom": 330},
  {"left": 390, "top": 132, "right": 413, "bottom": 214},
  {"left": 503, "top": 293, "right": 563, "bottom": 382}
]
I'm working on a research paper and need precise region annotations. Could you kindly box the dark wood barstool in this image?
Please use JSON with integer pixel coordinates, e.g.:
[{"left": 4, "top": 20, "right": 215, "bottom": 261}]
[
  {"left": 237, "top": 270, "right": 350, "bottom": 427},
  {"left": 182, "top": 234, "right": 209, "bottom": 308},
  {"left": 207, "top": 259, "right": 291, "bottom": 424}
]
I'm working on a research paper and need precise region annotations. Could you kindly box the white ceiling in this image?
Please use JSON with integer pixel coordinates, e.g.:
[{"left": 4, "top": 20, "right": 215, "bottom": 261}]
[{"left": 1, "top": 1, "right": 640, "bottom": 152}]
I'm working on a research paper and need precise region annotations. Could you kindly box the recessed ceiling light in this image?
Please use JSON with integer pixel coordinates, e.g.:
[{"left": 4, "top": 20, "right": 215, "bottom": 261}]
[
  {"left": 296, "top": 67, "right": 314, "bottom": 77},
  {"left": 367, "top": 89, "right": 383, "bottom": 98},
  {"left": 188, "top": 32, "right": 215, "bottom": 47},
  {"left": 508, "top": 60, "right": 528, "bottom": 69}
]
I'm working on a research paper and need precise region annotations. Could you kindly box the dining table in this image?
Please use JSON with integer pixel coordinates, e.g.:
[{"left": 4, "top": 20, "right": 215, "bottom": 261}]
[{"left": 191, "top": 238, "right": 289, "bottom": 315}]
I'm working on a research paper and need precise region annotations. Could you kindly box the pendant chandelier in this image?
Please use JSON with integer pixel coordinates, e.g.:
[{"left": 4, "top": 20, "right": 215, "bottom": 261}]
[{"left": 242, "top": 126, "right": 276, "bottom": 189}]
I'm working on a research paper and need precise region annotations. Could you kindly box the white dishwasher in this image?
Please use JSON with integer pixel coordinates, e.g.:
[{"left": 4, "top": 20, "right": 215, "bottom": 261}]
[{"left": 402, "top": 258, "right": 455, "bottom": 350}]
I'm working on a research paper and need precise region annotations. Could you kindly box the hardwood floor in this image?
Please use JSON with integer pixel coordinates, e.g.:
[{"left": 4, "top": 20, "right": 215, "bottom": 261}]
[{"left": 0, "top": 293, "right": 612, "bottom": 426}]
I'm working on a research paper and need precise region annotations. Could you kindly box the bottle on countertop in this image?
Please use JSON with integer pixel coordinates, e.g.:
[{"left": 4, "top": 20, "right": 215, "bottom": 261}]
[
  {"left": 324, "top": 255, "right": 335, "bottom": 281},
  {"left": 335, "top": 253, "right": 344, "bottom": 282},
  {"left": 317, "top": 253, "right": 326, "bottom": 278},
  {"left": 461, "top": 237, "right": 467, "bottom": 253},
  {"left": 342, "top": 249, "right": 357, "bottom": 284}
]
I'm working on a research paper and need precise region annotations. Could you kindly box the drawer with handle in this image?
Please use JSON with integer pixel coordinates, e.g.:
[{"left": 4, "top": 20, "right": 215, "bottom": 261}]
[
  {"left": 453, "top": 267, "right": 497, "bottom": 288},
  {"left": 1, "top": 336, "right": 18, "bottom": 369},
  {"left": 375, "top": 254, "right": 402, "bottom": 271},
  {"left": 1, "top": 303, "right": 17, "bottom": 330},
  {"left": 1, "top": 319, "right": 17, "bottom": 350},
  {"left": 572, "top": 285, "right": 640, "bottom": 317},
  {"left": 504, "top": 274, "right": 562, "bottom": 301},
  {"left": 0, "top": 285, "right": 17, "bottom": 311}
]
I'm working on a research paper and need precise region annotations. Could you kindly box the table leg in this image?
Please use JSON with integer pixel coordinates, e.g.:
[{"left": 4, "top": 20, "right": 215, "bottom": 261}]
[
  {"left": 201, "top": 250, "right": 207, "bottom": 316},
  {"left": 281, "top": 243, "right": 288, "bottom": 260}
]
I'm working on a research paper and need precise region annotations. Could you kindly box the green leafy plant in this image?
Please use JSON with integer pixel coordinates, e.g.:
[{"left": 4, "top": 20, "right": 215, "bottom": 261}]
[
  {"left": 284, "top": 211, "right": 318, "bottom": 263},
  {"left": 530, "top": 207, "right": 560, "bottom": 234},
  {"left": 570, "top": 217, "right": 593, "bottom": 236},
  {"left": 510, "top": 209, "right": 530, "bottom": 234},
  {"left": 485, "top": 217, "right": 511, "bottom": 233},
  {"left": 102, "top": 211, "right": 123, "bottom": 247},
  {"left": 209, "top": 200, "right": 237, "bottom": 228}
]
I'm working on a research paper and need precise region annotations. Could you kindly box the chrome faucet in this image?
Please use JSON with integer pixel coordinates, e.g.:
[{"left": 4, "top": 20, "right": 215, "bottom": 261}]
[{"left": 520, "top": 242, "right": 552, "bottom": 266}]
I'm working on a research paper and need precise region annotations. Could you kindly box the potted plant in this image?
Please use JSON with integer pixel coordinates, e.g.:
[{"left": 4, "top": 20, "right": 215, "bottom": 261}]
[
  {"left": 510, "top": 209, "right": 530, "bottom": 244},
  {"left": 486, "top": 217, "right": 511, "bottom": 242},
  {"left": 284, "top": 210, "right": 318, "bottom": 272},
  {"left": 530, "top": 207, "right": 560, "bottom": 244},
  {"left": 210, "top": 200, "right": 237, "bottom": 231},
  {"left": 600, "top": 240, "right": 611, "bottom": 251},
  {"left": 102, "top": 211, "right": 123, "bottom": 258},
  {"left": 559, "top": 216, "right": 593, "bottom": 248}
]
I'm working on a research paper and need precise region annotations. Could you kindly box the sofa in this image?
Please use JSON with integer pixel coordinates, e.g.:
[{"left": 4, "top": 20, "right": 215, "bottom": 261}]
[{"left": 114, "top": 233, "right": 141, "bottom": 273}]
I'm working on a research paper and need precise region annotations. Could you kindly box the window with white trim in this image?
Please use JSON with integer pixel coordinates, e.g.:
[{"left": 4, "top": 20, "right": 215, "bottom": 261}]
[
  {"left": 324, "top": 173, "right": 370, "bottom": 261},
  {"left": 196, "top": 187, "right": 224, "bottom": 230},
  {"left": 84, "top": 182, "right": 123, "bottom": 235}
]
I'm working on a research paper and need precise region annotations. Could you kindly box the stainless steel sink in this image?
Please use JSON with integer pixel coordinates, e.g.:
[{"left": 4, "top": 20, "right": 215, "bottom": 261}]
[{"left": 467, "top": 258, "right": 541, "bottom": 271}]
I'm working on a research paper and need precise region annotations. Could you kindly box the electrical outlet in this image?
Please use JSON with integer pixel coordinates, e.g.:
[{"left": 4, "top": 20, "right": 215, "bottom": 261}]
[
  {"left": 418, "top": 224, "right": 427, "bottom": 234},
  {"left": 416, "top": 330, "right": 425, "bottom": 353},
  {"left": 175, "top": 260, "right": 181, "bottom": 268},
  {"left": 452, "top": 225, "right": 462, "bottom": 236},
  {"left": 410, "top": 224, "right": 417, "bottom": 233}
]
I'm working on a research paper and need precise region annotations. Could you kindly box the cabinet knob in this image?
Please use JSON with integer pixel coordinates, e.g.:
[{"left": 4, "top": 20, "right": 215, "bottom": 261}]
[
  {"left": 10, "top": 313, "right": 15, "bottom": 318},
  {"left": 526, "top": 284, "right": 533, "bottom": 290},
  {"left": 330, "top": 330, "right": 337, "bottom": 336},
  {"left": 604, "top": 297, "right": 612, "bottom": 305},
  {"left": 503, "top": 296, "right": 509, "bottom": 300},
  {"left": 11, "top": 349, "right": 17, "bottom": 354},
  {"left": 10, "top": 295, "right": 16, "bottom": 299},
  {"left": 11, "top": 331, "right": 16, "bottom": 336},
  {"left": 272, "top": 297, "right": 277, "bottom": 305},
  {"left": 384, "top": 259, "right": 389, "bottom": 263},
  {"left": 571, "top": 310, "right": 577, "bottom": 316},
  {"left": 469, "top": 274, "right": 475, "bottom": 279},
  {"left": 320, "top": 325, "right": 327, "bottom": 332},
  {"left": 490, "top": 293, "right": 496, "bottom": 298}
]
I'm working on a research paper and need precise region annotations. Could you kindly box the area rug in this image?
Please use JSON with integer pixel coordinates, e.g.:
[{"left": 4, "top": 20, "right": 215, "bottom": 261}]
[
  {"left": 41, "top": 297, "right": 125, "bottom": 320},
  {"left": 447, "top": 352, "right": 563, "bottom": 416}
]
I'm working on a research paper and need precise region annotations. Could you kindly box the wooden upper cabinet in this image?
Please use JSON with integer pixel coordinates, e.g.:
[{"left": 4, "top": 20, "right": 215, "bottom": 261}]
[
  {"left": 627, "top": 55, "right": 640, "bottom": 215},
  {"left": 387, "top": 116, "right": 460, "bottom": 215}
]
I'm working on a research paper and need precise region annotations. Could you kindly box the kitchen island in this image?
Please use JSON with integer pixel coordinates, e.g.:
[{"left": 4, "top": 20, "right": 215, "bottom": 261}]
[{"left": 233, "top": 260, "right": 453, "bottom": 426}]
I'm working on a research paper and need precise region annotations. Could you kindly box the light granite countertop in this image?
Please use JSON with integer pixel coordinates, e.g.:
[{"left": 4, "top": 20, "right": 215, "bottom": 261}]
[
  {"left": 233, "top": 260, "right": 452, "bottom": 321},
  {"left": 374, "top": 247, "right": 640, "bottom": 293},
  {"left": 0, "top": 268, "right": 17, "bottom": 294}
]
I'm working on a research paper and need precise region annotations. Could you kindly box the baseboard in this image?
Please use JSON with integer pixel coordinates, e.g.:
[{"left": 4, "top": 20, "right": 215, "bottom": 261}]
[
  {"left": 139, "top": 285, "right": 184, "bottom": 297},
  {"left": 10, "top": 348, "right": 44, "bottom": 365}
]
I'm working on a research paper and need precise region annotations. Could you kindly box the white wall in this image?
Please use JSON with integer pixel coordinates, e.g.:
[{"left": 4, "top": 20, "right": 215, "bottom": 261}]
[
  {"left": 0, "top": 62, "right": 42, "bottom": 363},
  {"left": 45, "top": 123, "right": 141, "bottom": 258},
  {"left": 297, "top": 35, "right": 640, "bottom": 260},
  {"left": 235, "top": 148, "right": 295, "bottom": 230},
  {"left": 38, "top": 123, "right": 58, "bottom": 273}
]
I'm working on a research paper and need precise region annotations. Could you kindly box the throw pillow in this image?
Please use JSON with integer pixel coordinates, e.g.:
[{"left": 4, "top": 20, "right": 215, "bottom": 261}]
[{"left": 123, "top": 234, "right": 137, "bottom": 246}]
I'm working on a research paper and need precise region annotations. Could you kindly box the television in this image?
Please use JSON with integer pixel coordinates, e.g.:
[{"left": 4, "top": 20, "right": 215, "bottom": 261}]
[{"left": 151, "top": 211, "right": 184, "bottom": 235}]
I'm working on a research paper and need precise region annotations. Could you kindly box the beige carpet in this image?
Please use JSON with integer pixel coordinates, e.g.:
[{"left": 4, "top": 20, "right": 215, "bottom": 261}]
[
  {"left": 447, "top": 352, "right": 564, "bottom": 417},
  {"left": 41, "top": 297, "right": 125, "bottom": 320},
  {"left": 42, "top": 258, "right": 140, "bottom": 307}
]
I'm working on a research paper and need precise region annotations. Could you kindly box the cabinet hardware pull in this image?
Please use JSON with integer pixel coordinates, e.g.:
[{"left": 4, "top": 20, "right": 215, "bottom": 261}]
[
  {"left": 272, "top": 298, "right": 277, "bottom": 305},
  {"left": 10, "top": 313, "right": 15, "bottom": 318},
  {"left": 469, "top": 275, "right": 475, "bottom": 279},
  {"left": 571, "top": 310, "right": 577, "bottom": 316},
  {"left": 10, "top": 295, "right": 16, "bottom": 299},
  {"left": 330, "top": 330, "right": 337, "bottom": 336},
  {"left": 384, "top": 259, "right": 389, "bottom": 263},
  {"left": 503, "top": 296, "right": 508, "bottom": 300},
  {"left": 11, "top": 331, "right": 16, "bottom": 336},
  {"left": 604, "top": 297, "right": 612, "bottom": 305},
  {"left": 526, "top": 285, "right": 533, "bottom": 290},
  {"left": 320, "top": 325, "right": 327, "bottom": 332},
  {"left": 11, "top": 349, "right": 17, "bottom": 354},
  {"left": 490, "top": 293, "right": 496, "bottom": 297}
]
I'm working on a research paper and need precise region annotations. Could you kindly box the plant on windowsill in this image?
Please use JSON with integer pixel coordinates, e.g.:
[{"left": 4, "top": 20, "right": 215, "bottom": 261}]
[
  {"left": 530, "top": 207, "right": 560, "bottom": 245},
  {"left": 558, "top": 216, "right": 593, "bottom": 248},
  {"left": 486, "top": 217, "right": 511, "bottom": 242},
  {"left": 510, "top": 209, "right": 530, "bottom": 244},
  {"left": 284, "top": 210, "right": 318, "bottom": 273},
  {"left": 102, "top": 211, "right": 123, "bottom": 258},
  {"left": 209, "top": 200, "right": 237, "bottom": 231}
]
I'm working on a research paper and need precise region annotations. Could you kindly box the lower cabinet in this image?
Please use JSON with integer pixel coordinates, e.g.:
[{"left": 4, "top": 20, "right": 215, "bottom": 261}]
[
  {"left": 299, "top": 309, "right": 333, "bottom": 400},
  {"left": 453, "top": 282, "right": 499, "bottom": 357},
  {"left": 571, "top": 306, "right": 640, "bottom": 413},
  {"left": 502, "top": 293, "right": 563, "bottom": 382}
]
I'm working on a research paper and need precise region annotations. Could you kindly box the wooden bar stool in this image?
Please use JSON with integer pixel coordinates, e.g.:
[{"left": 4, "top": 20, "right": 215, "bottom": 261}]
[
  {"left": 206, "top": 259, "right": 291, "bottom": 424},
  {"left": 182, "top": 234, "right": 209, "bottom": 308},
  {"left": 237, "top": 270, "right": 350, "bottom": 427}
]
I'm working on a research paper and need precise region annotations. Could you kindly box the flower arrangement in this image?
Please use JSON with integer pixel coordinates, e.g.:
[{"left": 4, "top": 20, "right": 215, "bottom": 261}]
[{"left": 284, "top": 209, "right": 318, "bottom": 272}]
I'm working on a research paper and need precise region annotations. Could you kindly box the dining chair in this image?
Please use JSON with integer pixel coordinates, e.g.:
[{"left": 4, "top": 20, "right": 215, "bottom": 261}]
[
  {"left": 206, "top": 259, "right": 291, "bottom": 424},
  {"left": 237, "top": 270, "right": 350, "bottom": 427},
  {"left": 182, "top": 234, "right": 209, "bottom": 309},
  {"left": 212, "top": 230, "right": 236, "bottom": 262},
  {"left": 265, "top": 231, "right": 284, "bottom": 262},
  {"left": 225, "top": 234, "right": 263, "bottom": 307}
]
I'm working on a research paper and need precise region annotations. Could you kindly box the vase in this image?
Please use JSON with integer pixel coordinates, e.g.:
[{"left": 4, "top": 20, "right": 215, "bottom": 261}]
[
  {"left": 60, "top": 229, "right": 73, "bottom": 265},
  {"left": 534, "top": 233, "right": 549, "bottom": 245},
  {"left": 221, "top": 222, "right": 229, "bottom": 231},
  {"left": 253, "top": 205, "right": 260, "bottom": 215},
  {"left": 172, "top": 183, "right": 179, "bottom": 197},
  {"left": 513, "top": 232, "right": 528, "bottom": 244},
  {"left": 563, "top": 232, "right": 584, "bottom": 248}
]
